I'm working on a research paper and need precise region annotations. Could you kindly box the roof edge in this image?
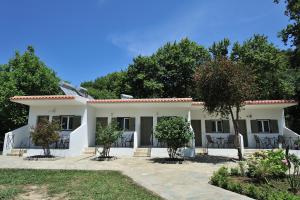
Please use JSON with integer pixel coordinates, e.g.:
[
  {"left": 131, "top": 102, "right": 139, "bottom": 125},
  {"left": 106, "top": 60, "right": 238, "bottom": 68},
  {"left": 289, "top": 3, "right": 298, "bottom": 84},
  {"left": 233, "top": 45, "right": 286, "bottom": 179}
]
[
  {"left": 10, "top": 95, "right": 76, "bottom": 101},
  {"left": 88, "top": 98, "right": 193, "bottom": 104},
  {"left": 192, "top": 100, "right": 298, "bottom": 106}
]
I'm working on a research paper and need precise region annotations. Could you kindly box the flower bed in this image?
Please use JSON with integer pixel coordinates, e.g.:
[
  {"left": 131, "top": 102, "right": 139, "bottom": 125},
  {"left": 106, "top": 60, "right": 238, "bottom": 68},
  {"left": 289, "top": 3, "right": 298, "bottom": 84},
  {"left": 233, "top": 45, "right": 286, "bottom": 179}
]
[{"left": 210, "top": 149, "right": 300, "bottom": 200}]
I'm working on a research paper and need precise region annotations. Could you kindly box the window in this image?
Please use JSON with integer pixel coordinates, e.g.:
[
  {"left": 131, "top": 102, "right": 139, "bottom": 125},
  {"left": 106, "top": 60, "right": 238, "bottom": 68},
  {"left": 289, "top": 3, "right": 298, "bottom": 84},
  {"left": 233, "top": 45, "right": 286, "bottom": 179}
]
[
  {"left": 211, "top": 120, "right": 223, "bottom": 133},
  {"left": 58, "top": 116, "right": 81, "bottom": 131},
  {"left": 37, "top": 115, "right": 49, "bottom": 125},
  {"left": 206, "top": 120, "right": 230, "bottom": 133},
  {"left": 257, "top": 120, "right": 270, "bottom": 133},
  {"left": 115, "top": 117, "right": 135, "bottom": 131}
]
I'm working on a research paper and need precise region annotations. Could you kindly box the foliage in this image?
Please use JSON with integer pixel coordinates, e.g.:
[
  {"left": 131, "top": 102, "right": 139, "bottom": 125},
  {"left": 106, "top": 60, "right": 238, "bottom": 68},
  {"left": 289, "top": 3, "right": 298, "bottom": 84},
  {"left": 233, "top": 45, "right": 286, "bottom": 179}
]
[
  {"left": 126, "top": 55, "right": 164, "bottom": 98},
  {"left": 285, "top": 148, "right": 300, "bottom": 194},
  {"left": 247, "top": 150, "right": 288, "bottom": 183},
  {"left": 238, "top": 161, "right": 246, "bottom": 176},
  {"left": 211, "top": 166, "right": 299, "bottom": 200},
  {"left": 209, "top": 38, "right": 231, "bottom": 58},
  {"left": 0, "top": 46, "right": 61, "bottom": 142},
  {"left": 30, "top": 119, "right": 60, "bottom": 156},
  {"left": 95, "top": 120, "right": 122, "bottom": 157},
  {"left": 154, "top": 117, "right": 193, "bottom": 159},
  {"left": 195, "top": 57, "right": 256, "bottom": 160},
  {"left": 231, "top": 34, "right": 296, "bottom": 100},
  {"left": 274, "top": 0, "right": 300, "bottom": 67},
  {"left": 154, "top": 38, "right": 211, "bottom": 98},
  {"left": 0, "top": 169, "right": 162, "bottom": 200},
  {"left": 81, "top": 71, "right": 129, "bottom": 99},
  {"left": 230, "top": 167, "right": 240, "bottom": 176},
  {"left": 210, "top": 167, "right": 229, "bottom": 188}
]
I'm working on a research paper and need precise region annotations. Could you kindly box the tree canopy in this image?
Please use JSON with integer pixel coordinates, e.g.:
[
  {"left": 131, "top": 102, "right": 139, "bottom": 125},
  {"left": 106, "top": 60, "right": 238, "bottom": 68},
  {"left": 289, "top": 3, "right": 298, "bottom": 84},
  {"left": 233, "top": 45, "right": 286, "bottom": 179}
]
[
  {"left": 195, "top": 58, "right": 256, "bottom": 160},
  {"left": 0, "top": 46, "right": 61, "bottom": 141}
]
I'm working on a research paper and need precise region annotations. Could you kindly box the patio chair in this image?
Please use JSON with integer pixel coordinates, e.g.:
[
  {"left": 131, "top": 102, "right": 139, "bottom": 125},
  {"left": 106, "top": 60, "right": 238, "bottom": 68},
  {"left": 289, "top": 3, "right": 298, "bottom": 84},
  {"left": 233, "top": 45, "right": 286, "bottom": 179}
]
[
  {"left": 277, "top": 135, "right": 286, "bottom": 148},
  {"left": 206, "top": 135, "right": 215, "bottom": 148},
  {"left": 124, "top": 133, "right": 134, "bottom": 147},
  {"left": 254, "top": 135, "right": 262, "bottom": 149},
  {"left": 225, "top": 135, "right": 236, "bottom": 148}
]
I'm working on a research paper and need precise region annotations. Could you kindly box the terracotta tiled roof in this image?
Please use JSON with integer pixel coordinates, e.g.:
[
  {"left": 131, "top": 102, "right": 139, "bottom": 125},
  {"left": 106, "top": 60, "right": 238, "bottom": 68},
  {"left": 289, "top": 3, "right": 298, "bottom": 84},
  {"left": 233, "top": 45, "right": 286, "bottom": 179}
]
[
  {"left": 244, "top": 100, "right": 297, "bottom": 105},
  {"left": 88, "top": 98, "right": 193, "bottom": 104},
  {"left": 10, "top": 95, "right": 75, "bottom": 101},
  {"left": 192, "top": 100, "right": 297, "bottom": 106}
]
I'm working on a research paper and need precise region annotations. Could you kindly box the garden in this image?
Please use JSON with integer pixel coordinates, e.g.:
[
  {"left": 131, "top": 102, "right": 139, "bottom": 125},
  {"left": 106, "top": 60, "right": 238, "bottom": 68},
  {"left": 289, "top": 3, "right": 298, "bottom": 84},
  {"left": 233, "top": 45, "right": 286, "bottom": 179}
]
[{"left": 210, "top": 148, "right": 300, "bottom": 200}]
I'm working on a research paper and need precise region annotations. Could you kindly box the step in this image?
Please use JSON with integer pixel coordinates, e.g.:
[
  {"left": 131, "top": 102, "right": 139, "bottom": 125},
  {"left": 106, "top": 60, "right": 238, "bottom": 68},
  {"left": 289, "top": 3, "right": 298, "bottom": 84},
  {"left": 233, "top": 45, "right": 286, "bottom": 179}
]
[
  {"left": 82, "top": 147, "right": 96, "bottom": 155},
  {"left": 7, "top": 149, "right": 27, "bottom": 157},
  {"left": 133, "top": 148, "right": 151, "bottom": 157}
]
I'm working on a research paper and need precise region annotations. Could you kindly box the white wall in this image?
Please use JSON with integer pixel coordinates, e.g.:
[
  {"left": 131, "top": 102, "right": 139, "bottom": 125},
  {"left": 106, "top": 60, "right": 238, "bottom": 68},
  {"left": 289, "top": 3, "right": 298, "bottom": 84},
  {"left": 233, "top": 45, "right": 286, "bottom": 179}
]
[
  {"left": 191, "top": 107, "right": 284, "bottom": 148},
  {"left": 95, "top": 107, "right": 189, "bottom": 147}
]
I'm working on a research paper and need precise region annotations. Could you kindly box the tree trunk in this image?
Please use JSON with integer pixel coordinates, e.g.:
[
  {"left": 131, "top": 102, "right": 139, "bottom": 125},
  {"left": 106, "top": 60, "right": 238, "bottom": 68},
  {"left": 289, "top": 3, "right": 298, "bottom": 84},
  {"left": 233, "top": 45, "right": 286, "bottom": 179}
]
[{"left": 229, "top": 107, "right": 243, "bottom": 160}]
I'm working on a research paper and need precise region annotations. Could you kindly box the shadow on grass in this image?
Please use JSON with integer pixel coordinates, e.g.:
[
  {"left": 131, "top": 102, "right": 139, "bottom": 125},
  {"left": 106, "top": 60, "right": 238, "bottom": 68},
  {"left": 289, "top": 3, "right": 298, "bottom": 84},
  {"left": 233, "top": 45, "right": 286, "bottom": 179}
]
[{"left": 149, "top": 154, "right": 235, "bottom": 164}]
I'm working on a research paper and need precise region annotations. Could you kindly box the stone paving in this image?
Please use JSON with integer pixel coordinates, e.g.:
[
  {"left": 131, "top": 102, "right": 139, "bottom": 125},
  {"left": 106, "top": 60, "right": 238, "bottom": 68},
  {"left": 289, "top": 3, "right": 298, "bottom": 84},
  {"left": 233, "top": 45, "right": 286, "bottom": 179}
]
[{"left": 0, "top": 155, "right": 253, "bottom": 200}]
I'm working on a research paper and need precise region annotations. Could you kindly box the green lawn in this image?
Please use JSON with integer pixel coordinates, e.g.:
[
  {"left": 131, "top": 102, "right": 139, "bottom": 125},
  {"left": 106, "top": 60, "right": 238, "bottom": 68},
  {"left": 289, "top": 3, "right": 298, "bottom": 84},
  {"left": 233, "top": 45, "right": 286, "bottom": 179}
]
[{"left": 0, "top": 169, "right": 162, "bottom": 200}]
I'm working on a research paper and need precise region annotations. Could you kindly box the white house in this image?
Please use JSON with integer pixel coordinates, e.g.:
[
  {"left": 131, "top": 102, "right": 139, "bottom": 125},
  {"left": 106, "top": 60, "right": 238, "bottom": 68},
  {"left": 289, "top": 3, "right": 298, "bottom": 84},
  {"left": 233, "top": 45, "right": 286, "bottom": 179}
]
[{"left": 2, "top": 93, "right": 299, "bottom": 158}]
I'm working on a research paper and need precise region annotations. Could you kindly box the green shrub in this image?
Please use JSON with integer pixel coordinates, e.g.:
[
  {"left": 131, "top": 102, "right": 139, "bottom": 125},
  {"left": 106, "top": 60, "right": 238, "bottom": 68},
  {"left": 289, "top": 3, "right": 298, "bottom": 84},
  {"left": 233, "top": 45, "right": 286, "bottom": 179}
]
[
  {"left": 247, "top": 150, "right": 288, "bottom": 183},
  {"left": 230, "top": 167, "right": 240, "bottom": 176},
  {"left": 95, "top": 120, "right": 122, "bottom": 157},
  {"left": 238, "top": 161, "right": 246, "bottom": 176},
  {"left": 211, "top": 165, "right": 300, "bottom": 200},
  {"left": 210, "top": 167, "right": 229, "bottom": 188},
  {"left": 154, "top": 117, "right": 193, "bottom": 158},
  {"left": 285, "top": 148, "right": 300, "bottom": 194},
  {"left": 31, "top": 119, "right": 60, "bottom": 156}
]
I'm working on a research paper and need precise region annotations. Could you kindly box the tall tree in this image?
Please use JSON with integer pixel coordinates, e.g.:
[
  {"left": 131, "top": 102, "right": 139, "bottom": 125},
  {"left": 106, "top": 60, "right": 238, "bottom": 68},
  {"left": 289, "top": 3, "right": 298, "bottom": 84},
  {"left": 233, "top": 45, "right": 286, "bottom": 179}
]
[
  {"left": 209, "top": 38, "right": 231, "bottom": 58},
  {"left": 274, "top": 0, "right": 300, "bottom": 133},
  {"left": 231, "top": 34, "right": 296, "bottom": 99},
  {"left": 81, "top": 71, "right": 129, "bottom": 99},
  {"left": 155, "top": 38, "right": 211, "bottom": 98},
  {"left": 126, "top": 56, "right": 163, "bottom": 98},
  {"left": 195, "top": 58, "right": 256, "bottom": 160},
  {"left": 0, "top": 46, "right": 61, "bottom": 143},
  {"left": 274, "top": 0, "right": 300, "bottom": 67}
]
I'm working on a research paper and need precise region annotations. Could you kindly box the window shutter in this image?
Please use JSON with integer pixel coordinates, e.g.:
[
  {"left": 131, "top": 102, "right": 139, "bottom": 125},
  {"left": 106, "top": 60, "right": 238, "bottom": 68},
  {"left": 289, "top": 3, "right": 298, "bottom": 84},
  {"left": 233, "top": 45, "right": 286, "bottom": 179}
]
[
  {"left": 129, "top": 118, "right": 135, "bottom": 131},
  {"left": 222, "top": 120, "right": 230, "bottom": 133},
  {"left": 52, "top": 116, "right": 61, "bottom": 124},
  {"left": 37, "top": 116, "right": 49, "bottom": 124},
  {"left": 96, "top": 117, "right": 108, "bottom": 128},
  {"left": 270, "top": 120, "right": 279, "bottom": 133},
  {"left": 205, "top": 120, "right": 212, "bottom": 133},
  {"left": 251, "top": 120, "right": 258, "bottom": 133},
  {"left": 73, "top": 116, "right": 81, "bottom": 130},
  {"left": 116, "top": 117, "right": 124, "bottom": 130}
]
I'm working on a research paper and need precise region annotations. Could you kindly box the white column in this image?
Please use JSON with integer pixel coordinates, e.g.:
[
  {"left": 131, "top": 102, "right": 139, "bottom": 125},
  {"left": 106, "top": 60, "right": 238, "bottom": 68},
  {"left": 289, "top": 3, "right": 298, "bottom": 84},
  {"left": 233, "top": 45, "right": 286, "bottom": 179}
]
[
  {"left": 201, "top": 119, "right": 206, "bottom": 147},
  {"left": 280, "top": 109, "right": 285, "bottom": 136},
  {"left": 134, "top": 116, "right": 140, "bottom": 149},
  {"left": 187, "top": 110, "right": 195, "bottom": 148},
  {"left": 153, "top": 114, "right": 158, "bottom": 147},
  {"left": 229, "top": 117, "right": 234, "bottom": 135},
  {"left": 245, "top": 118, "right": 252, "bottom": 148}
]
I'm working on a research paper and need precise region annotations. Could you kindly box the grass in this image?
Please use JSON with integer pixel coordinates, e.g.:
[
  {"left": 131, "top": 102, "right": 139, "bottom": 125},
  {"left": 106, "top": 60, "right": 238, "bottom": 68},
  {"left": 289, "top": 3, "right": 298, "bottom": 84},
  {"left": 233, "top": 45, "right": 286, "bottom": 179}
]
[{"left": 0, "top": 169, "right": 162, "bottom": 200}]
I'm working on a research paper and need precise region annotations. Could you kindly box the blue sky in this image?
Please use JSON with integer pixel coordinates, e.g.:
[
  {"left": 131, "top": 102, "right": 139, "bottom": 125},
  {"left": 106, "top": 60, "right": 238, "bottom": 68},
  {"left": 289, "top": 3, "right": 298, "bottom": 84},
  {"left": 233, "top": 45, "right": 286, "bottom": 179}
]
[{"left": 0, "top": 0, "right": 289, "bottom": 86}]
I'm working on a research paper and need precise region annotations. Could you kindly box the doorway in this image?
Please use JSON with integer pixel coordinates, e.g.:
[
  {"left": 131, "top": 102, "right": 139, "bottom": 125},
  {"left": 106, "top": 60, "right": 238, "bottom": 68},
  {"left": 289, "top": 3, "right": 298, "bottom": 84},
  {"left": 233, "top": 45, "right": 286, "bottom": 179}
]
[
  {"left": 237, "top": 120, "right": 248, "bottom": 147},
  {"left": 191, "top": 120, "right": 202, "bottom": 147},
  {"left": 140, "top": 117, "right": 153, "bottom": 146}
]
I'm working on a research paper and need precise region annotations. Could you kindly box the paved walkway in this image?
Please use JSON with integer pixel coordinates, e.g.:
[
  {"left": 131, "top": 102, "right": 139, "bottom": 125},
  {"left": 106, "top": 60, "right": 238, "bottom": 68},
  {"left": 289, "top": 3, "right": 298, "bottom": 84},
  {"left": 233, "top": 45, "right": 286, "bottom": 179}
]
[{"left": 0, "top": 155, "right": 252, "bottom": 200}]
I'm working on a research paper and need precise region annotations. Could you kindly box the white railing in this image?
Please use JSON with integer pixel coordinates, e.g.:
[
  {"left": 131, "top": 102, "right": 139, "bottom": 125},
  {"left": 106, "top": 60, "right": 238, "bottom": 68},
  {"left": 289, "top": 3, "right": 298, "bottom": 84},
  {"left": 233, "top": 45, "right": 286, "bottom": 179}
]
[
  {"left": 283, "top": 126, "right": 299, "bottom": 138},
  {"left": 239, "top": 133, "right": 244, "bottom": 157},
  {"left": 3, "top": 125, "right": 30, "bottom": 155},
  {"left": 68, "top": 123, "right": 88, "bottom": 156}
]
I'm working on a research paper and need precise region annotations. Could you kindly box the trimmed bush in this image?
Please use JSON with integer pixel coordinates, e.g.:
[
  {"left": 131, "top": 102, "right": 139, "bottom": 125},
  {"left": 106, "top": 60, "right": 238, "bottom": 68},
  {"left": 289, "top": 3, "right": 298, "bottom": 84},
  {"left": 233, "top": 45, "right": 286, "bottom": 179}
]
[{"left": 154, "top": 117, "right": 193, "bottom": 158}]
